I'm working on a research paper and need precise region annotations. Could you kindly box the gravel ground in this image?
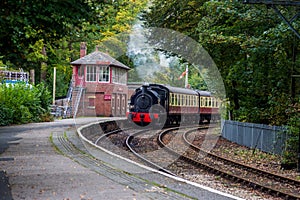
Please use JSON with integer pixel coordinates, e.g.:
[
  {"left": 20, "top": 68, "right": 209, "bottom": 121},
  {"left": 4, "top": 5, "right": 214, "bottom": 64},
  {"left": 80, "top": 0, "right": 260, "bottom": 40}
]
[{"left": 96, "top": 127, "right": 300, "bottom": 200}]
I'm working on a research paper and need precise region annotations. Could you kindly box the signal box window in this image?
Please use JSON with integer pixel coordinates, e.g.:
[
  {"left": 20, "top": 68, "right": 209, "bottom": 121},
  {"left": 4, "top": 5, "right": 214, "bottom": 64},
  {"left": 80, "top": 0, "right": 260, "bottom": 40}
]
[
  {"left": 99, "top": 66, "right": 110, "bottom": 82},
  {"left": 88, "top": 96, "right": 95, "bottom": 108},
  {"left": 86, "top": 66, "right": 97, "bottom": 82}
]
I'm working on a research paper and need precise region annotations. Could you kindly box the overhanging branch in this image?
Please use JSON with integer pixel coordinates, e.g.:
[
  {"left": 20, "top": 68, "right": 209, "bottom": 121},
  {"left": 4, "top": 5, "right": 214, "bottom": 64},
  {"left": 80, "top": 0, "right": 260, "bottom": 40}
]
[{"left": 243, "top": 0, "right": 300, "bottom": 39}]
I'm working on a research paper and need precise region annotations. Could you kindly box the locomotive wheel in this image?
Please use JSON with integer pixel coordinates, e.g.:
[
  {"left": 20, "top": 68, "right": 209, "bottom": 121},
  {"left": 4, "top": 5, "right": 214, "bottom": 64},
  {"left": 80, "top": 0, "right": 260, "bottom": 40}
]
[{"left": 149, "top": 104, "right": 167, "bottom": 129}]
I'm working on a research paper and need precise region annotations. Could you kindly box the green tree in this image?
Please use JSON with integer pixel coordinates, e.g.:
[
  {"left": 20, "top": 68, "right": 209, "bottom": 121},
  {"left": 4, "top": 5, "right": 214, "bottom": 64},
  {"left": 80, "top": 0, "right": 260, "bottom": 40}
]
[
  {"left": 144, "top": 0, "right": 299, "bottom": 125},
  {"left": 0, "top": 0, "right": 148, "bottom": 99},
  {"left": 0, "top": 0, "right": 100, "bottom": 76}
]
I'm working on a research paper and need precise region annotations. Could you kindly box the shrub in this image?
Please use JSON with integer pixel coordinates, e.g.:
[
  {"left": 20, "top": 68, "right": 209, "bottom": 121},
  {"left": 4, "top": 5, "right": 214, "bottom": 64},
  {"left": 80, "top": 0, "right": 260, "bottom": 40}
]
[
  {"left": 0, "top": 82, "right": 52, "bottom": 126},
  {"left": 281, "top": 99, "right": 300, "bottom": 167}
]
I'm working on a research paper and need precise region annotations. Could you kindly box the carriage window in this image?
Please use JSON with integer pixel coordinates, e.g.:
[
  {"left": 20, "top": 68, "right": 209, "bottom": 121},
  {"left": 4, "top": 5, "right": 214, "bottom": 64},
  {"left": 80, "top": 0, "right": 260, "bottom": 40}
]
[
  {"left": 173, "top": 94, "right": 176, "bottom": 106},
  {"left": 179, "top": 94, "right": 182, "bottom": 106},
  {"left": 204, "top": 97, "right": 208, "bottom": 107},
  {"left": 187, "top": 95, "right": 190, "bottom": 106},
  {"left": 170, "top": 93, "right": 174, "bottom": 105},
  {"left": 191, "top": 96, "right": 194, "bottom": 106},
  {"left": 208, "top": 98, "right": 211, "bottom": 107},
  {"left": 200, "top": 97, "right": 204, "bottom": 107}
]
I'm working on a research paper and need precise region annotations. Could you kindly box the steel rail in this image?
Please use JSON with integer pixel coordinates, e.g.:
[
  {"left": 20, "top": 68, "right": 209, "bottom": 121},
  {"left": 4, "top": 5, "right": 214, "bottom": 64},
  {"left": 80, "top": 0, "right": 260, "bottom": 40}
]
[
  {"left": 125, "top": 129, "right": 177, "bottom": 177},
  {"left": 158, "top": 128, "right": 300, "bottom": 200},
  {"left": 183, "top": 130, "right": 300, "bottom": 187}
]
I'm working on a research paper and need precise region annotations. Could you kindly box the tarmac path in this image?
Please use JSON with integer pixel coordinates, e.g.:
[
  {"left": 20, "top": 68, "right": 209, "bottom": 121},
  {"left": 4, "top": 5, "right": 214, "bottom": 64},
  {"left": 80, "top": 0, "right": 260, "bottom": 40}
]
[{"left": 0, "top": 118, "right": 150, "bottom": 200}]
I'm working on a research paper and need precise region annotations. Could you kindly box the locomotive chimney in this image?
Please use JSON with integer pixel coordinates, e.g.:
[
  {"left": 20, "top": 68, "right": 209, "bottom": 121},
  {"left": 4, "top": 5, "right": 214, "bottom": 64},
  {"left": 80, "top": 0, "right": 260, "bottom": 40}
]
[
  {"left": 141, "top": 85, "right": 147, "bottom": 94},
  {"left": 80, "top": 42, "right": 87, "bottom": 58}
]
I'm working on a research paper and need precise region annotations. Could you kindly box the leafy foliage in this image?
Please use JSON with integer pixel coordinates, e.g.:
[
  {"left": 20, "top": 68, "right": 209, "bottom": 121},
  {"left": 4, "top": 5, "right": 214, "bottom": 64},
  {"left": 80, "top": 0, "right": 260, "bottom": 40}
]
[
  {"left": 143, "top": 0, "right": 300, "bottom": 165},
  {"left": 0, "top": 0, "right": 99, "bottom": 69},
  {"left": 0, "top": 0, "right": 148, "bottom": 99},
  {"left": 143, "top": 0, "right": 299, "bottom": 124},
  {"left": 282, "top": 99, "right": 300, "bottom": 164},
  {"left": 0, "top": 82, "right": 52, "bottom": 126}
]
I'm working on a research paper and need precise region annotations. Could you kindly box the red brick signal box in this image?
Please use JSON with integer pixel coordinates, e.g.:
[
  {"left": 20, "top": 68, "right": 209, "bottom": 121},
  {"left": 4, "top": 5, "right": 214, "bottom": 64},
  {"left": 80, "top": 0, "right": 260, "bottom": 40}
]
[{"left": 71, "top": 42, "right": 130, "bottom": 117}]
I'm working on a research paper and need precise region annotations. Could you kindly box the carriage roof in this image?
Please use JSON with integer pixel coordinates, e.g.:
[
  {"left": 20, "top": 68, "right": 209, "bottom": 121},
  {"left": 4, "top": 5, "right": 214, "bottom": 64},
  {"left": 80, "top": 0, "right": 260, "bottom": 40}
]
[
  {"left": 195, "top": 90, "right": 211, "bottom": 97},
  {"left": 146, "top": 84, "right": 198, "bottom": 95},
  {"left": 140, "top": 83, "right": 212, "bottom": 97}
]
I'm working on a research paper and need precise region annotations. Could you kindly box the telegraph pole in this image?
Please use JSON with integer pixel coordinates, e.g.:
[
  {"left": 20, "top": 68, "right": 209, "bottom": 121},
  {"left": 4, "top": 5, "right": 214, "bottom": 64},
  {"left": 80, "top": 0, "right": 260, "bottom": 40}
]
[
  {"left": 53, "top": 67, "right": 56, "bottom": 105},
  {"left": 185, "top": 65, "right": 189, "bottom": 88}
]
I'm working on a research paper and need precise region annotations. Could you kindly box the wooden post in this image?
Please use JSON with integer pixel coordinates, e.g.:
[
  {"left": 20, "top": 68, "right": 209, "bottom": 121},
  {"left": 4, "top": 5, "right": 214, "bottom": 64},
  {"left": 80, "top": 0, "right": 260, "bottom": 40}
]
[
  {"left": 30, "top": 69, "right": 35, "bottom": 85},
  {"left": 53, "top": 67, "right": 56, "bottom": 105}
]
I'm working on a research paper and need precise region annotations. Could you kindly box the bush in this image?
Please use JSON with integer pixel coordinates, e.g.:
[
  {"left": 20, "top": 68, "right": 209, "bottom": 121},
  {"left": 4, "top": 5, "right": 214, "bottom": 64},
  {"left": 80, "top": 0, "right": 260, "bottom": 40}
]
[
  {"left": 0, "top": 105, "right": 14, "bottom": 126},
  {"left": 0, "top": 82, "right": 52, "bottom": 126},
  {"left": 282, "top": 99, "right": 300, "bottom": 167}
]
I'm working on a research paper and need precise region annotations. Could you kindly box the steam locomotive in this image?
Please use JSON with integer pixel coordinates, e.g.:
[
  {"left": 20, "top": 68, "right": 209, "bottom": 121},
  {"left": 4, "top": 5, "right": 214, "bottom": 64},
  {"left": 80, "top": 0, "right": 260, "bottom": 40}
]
[{"left": 127, "top": 83, "right": 219, "bottom": 126}]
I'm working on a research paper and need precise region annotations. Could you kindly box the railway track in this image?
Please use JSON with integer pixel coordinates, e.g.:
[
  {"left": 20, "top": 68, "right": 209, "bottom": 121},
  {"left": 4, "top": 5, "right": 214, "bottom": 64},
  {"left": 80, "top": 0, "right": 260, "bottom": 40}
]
[
  {"left": 158, "top": 127, "right": 300, "bottom": 200},
  {"left": 125, "top": 130, "right": 177, "bottom": 176},
  {"left": 79, "top": 120, "right": 299, "bottom": 199}
]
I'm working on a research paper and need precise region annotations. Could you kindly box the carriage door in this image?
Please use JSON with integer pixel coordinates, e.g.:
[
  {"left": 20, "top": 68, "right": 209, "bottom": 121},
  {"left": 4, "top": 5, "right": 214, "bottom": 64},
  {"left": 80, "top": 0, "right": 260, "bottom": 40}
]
[{"left": 111, "top": 94, "right": 116, "bottom": 116}]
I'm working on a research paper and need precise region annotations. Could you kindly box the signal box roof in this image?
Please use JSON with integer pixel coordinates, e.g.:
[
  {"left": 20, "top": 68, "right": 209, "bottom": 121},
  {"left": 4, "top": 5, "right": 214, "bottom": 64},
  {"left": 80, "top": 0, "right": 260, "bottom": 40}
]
[{"left": 71, "top": 51, "right": 130, "bottom": 70}]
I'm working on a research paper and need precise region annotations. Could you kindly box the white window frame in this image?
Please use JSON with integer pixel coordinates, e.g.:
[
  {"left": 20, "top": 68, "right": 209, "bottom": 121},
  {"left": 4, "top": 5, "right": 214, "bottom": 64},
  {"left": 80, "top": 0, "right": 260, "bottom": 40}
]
[
  {"left": 112, "top": 67, "right": 127, "bottom": 85},
  {"left": 86, "top": 65, "right": 97, "bottom": 82},
  {"left": 98, "top": 66, "right": 110, "bottom": 83}
]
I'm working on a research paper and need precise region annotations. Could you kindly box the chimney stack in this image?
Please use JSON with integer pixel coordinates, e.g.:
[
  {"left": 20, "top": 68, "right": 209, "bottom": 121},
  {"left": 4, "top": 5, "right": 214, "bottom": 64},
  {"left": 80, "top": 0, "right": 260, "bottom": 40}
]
[{"left": 80, "top": 42, "right": 86, "bottom": 58}]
